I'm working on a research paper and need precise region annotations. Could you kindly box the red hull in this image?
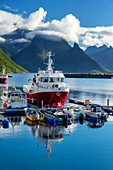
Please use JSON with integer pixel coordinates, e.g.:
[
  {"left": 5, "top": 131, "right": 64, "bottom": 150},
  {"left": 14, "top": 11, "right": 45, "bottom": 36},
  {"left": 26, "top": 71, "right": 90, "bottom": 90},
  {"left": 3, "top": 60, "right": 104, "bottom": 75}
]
[
  {"left": 0, "top": 76, "right": 8, "bottom": 84},
  {"left": 23, "top": 91, "right": 69, "bottom": 108}
]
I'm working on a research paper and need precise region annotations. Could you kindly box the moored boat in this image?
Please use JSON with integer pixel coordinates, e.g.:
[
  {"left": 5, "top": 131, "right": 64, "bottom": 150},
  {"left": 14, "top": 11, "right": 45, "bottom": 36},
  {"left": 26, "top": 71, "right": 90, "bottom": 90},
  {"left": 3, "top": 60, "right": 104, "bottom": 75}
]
[
  {"left": 1, "top": 86, "right": 28, "bottom": 109},
  {"left": 0, "top": 67, "right": 8, "bottom": 84},
  {"left": 23, "top": 52, "right": 69, "bottom": 108},
  {"left": 25, "top": 109, "right": 37, "bottom": 122},
  {"left": 38, "top": 109, "right": 72, "bottom": 124},
  {"left": 80, "top": 104, "right": 108, "bottom": 120}
]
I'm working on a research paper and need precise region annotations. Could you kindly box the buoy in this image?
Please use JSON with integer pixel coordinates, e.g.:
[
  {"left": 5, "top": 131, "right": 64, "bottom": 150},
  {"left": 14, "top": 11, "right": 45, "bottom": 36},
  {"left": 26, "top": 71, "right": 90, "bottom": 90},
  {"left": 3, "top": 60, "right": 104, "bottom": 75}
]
[{"left": 3, "top": 103, "right": 7, "bottom": 107}]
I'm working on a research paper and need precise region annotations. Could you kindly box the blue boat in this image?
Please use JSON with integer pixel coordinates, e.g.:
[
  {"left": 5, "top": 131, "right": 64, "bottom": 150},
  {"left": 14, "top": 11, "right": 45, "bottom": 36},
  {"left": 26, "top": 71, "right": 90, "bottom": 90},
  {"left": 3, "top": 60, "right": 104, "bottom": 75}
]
[
  {"left": 81, "top": 104, "right": 108, "bottom": 120},
  {"left": 38, "top": 109, "right": 72, "bottom": 124}
]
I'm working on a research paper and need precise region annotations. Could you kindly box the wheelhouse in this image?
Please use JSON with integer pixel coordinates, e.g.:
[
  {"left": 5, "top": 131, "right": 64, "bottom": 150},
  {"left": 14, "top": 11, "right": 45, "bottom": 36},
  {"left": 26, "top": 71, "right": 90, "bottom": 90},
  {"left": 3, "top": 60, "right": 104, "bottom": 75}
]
[{"left": 38, "top": 72, "right": 65, "bottom": 83}]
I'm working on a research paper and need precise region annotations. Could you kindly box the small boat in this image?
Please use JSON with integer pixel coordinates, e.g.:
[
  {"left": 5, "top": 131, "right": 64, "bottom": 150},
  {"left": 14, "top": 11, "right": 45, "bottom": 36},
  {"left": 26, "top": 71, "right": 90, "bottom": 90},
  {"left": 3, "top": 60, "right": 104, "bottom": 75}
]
[
  {"left": 38, "top": 109, "right": 72, "bottom": 124},
  {"left": 1, "top": 86, "right": 28, "bottom": 110},
  {"left": 63, "top": 107, "right": 86, "bottom": 120},
  {"left": 25, "top": 109, "right": 37, "bottom": 122},
  {"left": 80, "top": 104, "right": 107, "bottom": 120}
]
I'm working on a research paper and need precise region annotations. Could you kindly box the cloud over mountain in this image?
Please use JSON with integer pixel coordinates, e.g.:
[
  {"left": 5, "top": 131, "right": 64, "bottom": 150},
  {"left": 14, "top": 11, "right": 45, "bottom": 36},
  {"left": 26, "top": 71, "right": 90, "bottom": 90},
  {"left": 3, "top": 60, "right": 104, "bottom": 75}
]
[{"left": 0, "top": 7, "right": 113, "bottom": 47}]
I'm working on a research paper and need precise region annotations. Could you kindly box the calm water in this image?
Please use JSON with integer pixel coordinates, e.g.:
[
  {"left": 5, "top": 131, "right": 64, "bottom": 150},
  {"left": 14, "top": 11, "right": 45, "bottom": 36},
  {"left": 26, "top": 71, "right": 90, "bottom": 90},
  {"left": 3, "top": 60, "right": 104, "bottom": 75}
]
[{"left": 1, "top": 73, "right": 113, "bottom": 170}]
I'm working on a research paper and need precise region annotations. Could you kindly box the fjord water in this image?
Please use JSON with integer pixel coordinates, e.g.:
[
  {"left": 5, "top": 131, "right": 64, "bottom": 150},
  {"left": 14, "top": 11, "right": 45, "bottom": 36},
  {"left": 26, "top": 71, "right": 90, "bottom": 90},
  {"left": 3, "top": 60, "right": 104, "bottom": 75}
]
[{"left": 1, "top": 73, "right": 113, "bottom": 170}]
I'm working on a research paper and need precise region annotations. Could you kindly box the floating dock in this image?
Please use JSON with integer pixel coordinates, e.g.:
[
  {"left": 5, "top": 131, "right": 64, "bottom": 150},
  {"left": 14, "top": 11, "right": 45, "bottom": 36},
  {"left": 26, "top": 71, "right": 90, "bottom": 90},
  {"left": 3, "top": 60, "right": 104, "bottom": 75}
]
[{"left": 69, "top": 98, "right": 113, "bottom": 115}]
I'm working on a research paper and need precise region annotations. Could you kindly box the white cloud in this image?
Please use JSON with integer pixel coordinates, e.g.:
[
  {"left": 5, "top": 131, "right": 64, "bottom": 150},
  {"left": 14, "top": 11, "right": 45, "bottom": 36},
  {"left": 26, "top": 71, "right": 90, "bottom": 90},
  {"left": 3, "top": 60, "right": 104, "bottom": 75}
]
[
  {"left": 22, "top": 8, "right": 47, "bottom": 30},
  {"left": 0, "top": 7, "right": 113, "bottom": 47},
  {"left": 23, "top": 11, "right": 27, "bottom": 14},
  {"left": 11, "top": 38, "right": 30, "bottom": 43},
  {"left": 0, "top": 7, "right": 46, "bottom": 35},
  {"left": 0, "top": 10, "right": 24, "bottom": 34},
  {"left": 0, "top": 37, "right": 6, "bottom": 42},
  {"left": 80, "top": 46, "right": 86, "bottom": 51},
  {"left": 4, "top": 5, "right": 18, "bottom": 12},
  {"left": 26, "top": 14, "right": 80, "bottom": 43},
  {"left": 80, "top": 26, "right": 113, "bottom": 47}
]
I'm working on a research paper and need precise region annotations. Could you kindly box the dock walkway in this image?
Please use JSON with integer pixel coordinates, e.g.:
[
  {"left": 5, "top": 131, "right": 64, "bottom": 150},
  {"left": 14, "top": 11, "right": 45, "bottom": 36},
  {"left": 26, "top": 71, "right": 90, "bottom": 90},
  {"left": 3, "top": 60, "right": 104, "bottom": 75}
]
[{"left": 69, "top": 98, "right": 113, "bottom": 115}]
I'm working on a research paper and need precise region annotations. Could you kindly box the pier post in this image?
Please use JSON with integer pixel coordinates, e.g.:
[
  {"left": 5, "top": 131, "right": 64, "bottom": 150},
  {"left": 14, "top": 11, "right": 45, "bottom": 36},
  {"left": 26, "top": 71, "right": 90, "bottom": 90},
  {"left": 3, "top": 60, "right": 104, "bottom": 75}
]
[
  {"left": 41, "top": 100, "right": 43, "bottom": 108},
  {"left": 107, "top": 99, "right": 109, "bottom": 106}
]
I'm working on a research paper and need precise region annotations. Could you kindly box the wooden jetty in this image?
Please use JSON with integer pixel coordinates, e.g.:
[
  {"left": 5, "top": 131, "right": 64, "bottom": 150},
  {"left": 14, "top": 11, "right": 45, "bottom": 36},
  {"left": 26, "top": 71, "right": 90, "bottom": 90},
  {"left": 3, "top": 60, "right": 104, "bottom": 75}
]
[
  {"left": 64, "top": 73, "right": 113, "bottom": 79},
  {"left": 69, "top": 98, "right": 92, "bottom": 106},
  {"left": 69, "top": 98, "right": 113, "bottom": 115}
]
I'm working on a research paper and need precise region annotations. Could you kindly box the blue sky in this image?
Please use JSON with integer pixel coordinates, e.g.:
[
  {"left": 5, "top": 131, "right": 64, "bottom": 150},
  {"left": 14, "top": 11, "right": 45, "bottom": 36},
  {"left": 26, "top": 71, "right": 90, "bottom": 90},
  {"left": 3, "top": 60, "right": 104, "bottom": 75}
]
[
  {"left": 1, "top": 0, "right": 113, "bottom": 27},
  {"left": 0, "top": 0, "right": 113, "bottom": 49}
]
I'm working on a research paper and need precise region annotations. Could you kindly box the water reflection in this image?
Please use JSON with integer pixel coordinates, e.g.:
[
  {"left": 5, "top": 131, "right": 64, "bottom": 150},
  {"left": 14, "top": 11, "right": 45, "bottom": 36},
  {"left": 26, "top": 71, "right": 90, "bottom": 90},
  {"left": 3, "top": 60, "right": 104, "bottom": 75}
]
[
  {"left": 24, "top": 118, "right": 79, "bottom": 159},
  {"left": 25, "top": 119, "right": 64, "bottom": 159},
  {"left": 86, "top": 119, "right": 105, "bottom": 128},
  {"left": 68, "top": 89, "right": 113, "bottom": 106},
  {"left": 7, "top": 116, "right": 22, "bottom": 128},
  {"left": 37, "top": 124, "right": 64, "bottom": 159}
]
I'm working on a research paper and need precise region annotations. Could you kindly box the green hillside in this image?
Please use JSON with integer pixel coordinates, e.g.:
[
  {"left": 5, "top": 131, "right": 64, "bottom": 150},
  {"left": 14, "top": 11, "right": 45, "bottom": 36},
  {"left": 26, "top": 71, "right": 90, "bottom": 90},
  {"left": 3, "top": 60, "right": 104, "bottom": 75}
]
[{"left": 0, "top": 49, "right": 28, "bottom": 72}]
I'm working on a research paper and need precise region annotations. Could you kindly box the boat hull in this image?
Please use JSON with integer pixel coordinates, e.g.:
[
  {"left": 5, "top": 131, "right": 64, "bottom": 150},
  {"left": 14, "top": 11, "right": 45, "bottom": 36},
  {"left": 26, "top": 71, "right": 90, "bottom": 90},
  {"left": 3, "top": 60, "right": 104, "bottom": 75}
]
[
  {"left": 23, "top": 91, "right": 69, "bottom": 108},
  {"left": 0, "top": 76, "right": 8, "bottom": 84},
  {"left": 25, "top": 112, "right": 37, "bottom": 122}
]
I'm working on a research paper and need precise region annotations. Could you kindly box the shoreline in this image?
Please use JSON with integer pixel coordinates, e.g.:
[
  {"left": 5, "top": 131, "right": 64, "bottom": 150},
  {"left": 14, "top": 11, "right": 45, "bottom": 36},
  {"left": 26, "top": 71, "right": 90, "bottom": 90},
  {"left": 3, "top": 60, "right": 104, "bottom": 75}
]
[{"left": 64, "top": 73, "right": 113, "bottom": 78}]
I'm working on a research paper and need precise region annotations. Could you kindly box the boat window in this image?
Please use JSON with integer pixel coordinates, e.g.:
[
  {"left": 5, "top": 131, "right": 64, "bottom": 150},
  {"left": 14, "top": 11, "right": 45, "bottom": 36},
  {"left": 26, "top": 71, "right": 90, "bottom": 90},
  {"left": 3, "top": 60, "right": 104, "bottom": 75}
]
[
  {"left": 11, "top": 93, "right": 14, "bottom": 96},
  {"left": 61, "top": 78, "right": 64, "bottom": 82},
  {"left": 15, "top": 93, "right": 19, "bottom": 96},
  {"left": 50, "top": 78, "right": 54, "bottom": 82},
  {"left": 96, "top": 107, "right": 101, "bottom": 112},
  {"left": 43, "top": 77, "right": 48, "bottom": 82},
  {"left": 55, "top": 78, "right": 59, "bottom": 82},
  {"left": 4, "top": 93, "right": 7, "bottom": 97}
]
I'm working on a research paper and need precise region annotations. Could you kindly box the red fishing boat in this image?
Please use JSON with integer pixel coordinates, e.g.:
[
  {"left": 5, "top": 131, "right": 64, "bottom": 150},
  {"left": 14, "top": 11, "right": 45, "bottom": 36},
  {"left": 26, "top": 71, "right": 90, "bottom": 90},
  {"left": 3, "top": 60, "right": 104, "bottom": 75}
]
[{"left": 23, "top": 52, "right": 69, "bottom": 108}]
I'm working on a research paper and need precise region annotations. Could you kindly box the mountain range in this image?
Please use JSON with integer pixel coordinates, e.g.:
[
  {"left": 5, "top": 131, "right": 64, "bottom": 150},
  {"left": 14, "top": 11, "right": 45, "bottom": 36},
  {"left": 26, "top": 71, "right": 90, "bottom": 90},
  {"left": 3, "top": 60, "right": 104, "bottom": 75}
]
[
  {"left": 0, "top": 28, "right": 108, "bottom": 73},
  {"left": 85, "top": 45, "right": 113, "bottom": 71}
]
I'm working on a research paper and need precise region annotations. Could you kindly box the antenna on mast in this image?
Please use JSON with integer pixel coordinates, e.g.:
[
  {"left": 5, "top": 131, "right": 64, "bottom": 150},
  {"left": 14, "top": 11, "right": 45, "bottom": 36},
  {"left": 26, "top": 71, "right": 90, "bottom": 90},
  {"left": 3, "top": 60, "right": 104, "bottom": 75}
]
[{"left": 46, "top": 52, "right": 54, "bottom": 73}]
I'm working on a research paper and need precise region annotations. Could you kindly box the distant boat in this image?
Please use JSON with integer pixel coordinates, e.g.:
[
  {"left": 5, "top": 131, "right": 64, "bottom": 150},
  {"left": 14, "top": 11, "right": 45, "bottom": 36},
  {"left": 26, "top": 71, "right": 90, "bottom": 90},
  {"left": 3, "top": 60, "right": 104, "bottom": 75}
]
[{"left": 0, "top": 67, "right": 8, "bottom": 84}]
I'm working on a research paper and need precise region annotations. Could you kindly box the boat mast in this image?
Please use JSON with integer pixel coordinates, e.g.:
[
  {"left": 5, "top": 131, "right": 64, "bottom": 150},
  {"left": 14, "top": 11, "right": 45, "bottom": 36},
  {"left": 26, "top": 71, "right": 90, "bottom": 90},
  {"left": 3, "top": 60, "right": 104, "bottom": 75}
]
[{"left": 46, "top": 52, "right": 53, "bottom": 73}]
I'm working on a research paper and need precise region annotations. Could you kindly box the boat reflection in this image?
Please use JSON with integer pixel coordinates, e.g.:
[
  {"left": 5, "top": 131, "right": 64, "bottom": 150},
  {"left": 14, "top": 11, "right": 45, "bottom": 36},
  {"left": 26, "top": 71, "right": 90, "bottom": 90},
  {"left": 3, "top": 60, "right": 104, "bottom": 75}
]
[
  {"left": 7, "top": 116, "right": 22, "bottom": 128},
  {"left": 86, "top": 119, "right": 105, "bottom": 128},
  {"left": 36, "top": 123, "right": 64, "bottom": 159},
  {"left": 24, "top": 118, "right": 80, "bottom": 159}
]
